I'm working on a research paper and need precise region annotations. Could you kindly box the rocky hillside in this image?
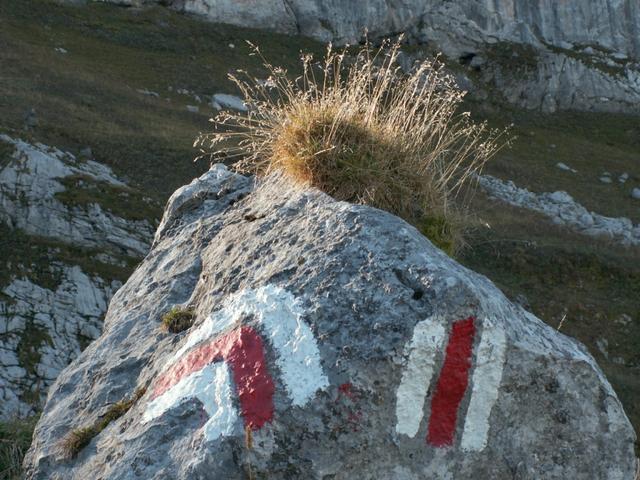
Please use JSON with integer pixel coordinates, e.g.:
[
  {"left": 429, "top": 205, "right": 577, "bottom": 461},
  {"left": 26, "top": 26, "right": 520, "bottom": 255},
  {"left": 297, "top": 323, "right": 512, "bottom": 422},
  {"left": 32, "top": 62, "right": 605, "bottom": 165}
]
[
  {"left": 0, "top": 134, "right": 157, "bottom": 420},
  {"left": 0, "top": 0, "right": 638, "bottom": 476},
  {"left": 65, "top": 0, "right": 640, "bottom": 113}
]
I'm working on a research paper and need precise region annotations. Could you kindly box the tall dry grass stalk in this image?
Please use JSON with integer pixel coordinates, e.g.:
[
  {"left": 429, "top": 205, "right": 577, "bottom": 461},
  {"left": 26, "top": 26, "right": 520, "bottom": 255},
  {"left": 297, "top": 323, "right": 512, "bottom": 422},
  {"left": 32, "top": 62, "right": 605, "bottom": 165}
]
[{"left": 196, "top": 39, "right": 509, "bottom": 254}]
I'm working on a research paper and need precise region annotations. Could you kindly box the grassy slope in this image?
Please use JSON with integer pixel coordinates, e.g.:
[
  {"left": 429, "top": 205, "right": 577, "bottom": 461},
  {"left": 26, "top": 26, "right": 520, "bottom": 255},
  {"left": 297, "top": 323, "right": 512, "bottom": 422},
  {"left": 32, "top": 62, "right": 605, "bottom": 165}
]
[
  {"left": 460, "top": 104, "right": 640, "bottom": 453},
  {"left": 0, "top": 0, "right": 325, "bottom": 198},
  {"left": 0, "top": 0, "right": 638, "bottom": 463},
  {"left": 480, "top": 106, "right": 640, "bottom": 223}
]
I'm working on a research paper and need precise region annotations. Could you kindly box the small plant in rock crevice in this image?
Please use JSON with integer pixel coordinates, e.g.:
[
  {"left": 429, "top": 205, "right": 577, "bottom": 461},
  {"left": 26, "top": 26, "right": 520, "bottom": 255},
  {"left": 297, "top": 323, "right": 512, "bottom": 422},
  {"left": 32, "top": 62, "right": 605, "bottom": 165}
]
[
  {"left": 161, "top": 306, "right": 195, "bottom": 333},
  {"left": 59, "top": 427, "right": 95, "bottom": 460},
  {"left": 59, "top": 387, "right": 146, "bottom": 459},
  {"left": 196, "top": 38, "right": 510, "bottom": 254}
]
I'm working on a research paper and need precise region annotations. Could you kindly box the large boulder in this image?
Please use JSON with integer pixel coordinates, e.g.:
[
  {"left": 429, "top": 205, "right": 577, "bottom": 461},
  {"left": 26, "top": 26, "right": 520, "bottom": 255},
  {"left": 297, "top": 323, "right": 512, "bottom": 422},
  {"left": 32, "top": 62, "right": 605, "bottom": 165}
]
[{"left": 24, "top": 165, "right": 637, "bottom": 479}]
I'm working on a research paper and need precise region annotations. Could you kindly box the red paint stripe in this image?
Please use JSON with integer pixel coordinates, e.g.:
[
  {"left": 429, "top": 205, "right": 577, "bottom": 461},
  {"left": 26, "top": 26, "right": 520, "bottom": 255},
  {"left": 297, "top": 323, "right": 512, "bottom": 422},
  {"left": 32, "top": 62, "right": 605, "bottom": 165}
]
[
  {"left": 427, "top": 316, "right": 476, "bottom": 447},
  {"left": 151, "top": 326, "right": 275, "bottom": 429},
  {"left": 227, "top": 327, "right": 275, "bottom": 430},
  {"left": 152, "top": 330, "right": 234, "bottom": 398}
]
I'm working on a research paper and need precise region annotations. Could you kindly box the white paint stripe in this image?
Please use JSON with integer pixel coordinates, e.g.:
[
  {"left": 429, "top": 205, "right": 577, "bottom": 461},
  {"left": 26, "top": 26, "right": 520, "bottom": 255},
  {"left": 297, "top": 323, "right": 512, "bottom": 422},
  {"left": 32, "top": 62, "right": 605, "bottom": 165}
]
[
  {"left": 200, "top": 363, "right": 240, "bottom": 441},
  {"left": 460, "top": 318, "right": 506, "bottom": 452},
  {"left": 253, "top": 286, "right": 329, "bottom": 406},
  {"left": 171, "top": 285, "right": 328, "bottom": 405},
  {"left": 395, "top": 315, "right": 447, "bottom": 438},
  {"left": 142, "top": 362, "right": 239, "bottom": 441}
]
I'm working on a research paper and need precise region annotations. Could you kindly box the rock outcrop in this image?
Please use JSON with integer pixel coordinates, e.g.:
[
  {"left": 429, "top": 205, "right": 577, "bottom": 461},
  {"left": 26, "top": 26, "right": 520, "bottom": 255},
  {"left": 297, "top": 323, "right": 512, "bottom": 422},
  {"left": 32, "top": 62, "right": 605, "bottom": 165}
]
[
  {"left": 478, "top": 175, "right": 640, "bottom": 246},
  {"left": 24, "top": 165, "right": 637, "bottom": 479},
  {"left": 0, "top": 135, "right": 153, "bottom": 257},
  {"left": 177, "top": 0, "right": 640, "bottom": 60},
  {"left": 0, "top": 135, "right": 156, "bottom": 419}
]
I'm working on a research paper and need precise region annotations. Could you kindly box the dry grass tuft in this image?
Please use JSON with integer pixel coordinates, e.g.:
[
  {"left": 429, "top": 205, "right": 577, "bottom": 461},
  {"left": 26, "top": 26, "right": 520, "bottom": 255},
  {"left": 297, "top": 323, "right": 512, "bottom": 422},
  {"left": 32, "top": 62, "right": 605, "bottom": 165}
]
[
  {"left": 161, "top": 306, "right": 195, "bottom": 333},
  {"left": 196, "top": 39, "right": 509, "bottom": 254},
  {"left": 59, "top": 387, "right": 146, "bottom": 459},
  {"left": 59, "top": 427, "right": 96, "bottom": 460}
]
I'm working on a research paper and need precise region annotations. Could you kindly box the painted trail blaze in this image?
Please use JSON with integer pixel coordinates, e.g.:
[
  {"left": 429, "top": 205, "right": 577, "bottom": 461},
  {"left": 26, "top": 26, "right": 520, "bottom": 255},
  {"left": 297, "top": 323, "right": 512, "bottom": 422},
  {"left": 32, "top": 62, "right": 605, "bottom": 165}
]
[
  {"left": 151, "top": 326, "right": 275, "bottom": 430},
  {"left": 394, "top": 314, "right": 505, "bottom": 451},
  {"left": 426, "top": 317, "right": 475, "bottom": 447},
  {"left": 142, "top": 285, "right": 329, "bottom": 443}
]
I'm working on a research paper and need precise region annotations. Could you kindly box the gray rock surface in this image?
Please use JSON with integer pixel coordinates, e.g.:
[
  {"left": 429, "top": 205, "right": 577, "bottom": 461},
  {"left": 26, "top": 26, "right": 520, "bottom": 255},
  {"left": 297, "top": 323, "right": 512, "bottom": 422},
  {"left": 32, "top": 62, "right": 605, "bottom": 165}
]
[
  {"left": 478, "top": 175, "right": 640, "bottom": 246},
  {"left": 555, "top": 162, "right": 576, "bottom": 173},
  {"left": 181, "top": 0, "right": 640, "bottom": 60},
  {"left": 0, "top": 135, "right": 153, "bottom": 257},
  {"left": 0, "top": 268, "right": 121, "bottom": 420},
  {"left": 211, "top": 93, "right": 248, "bottom": 112},
  {"left": 71, "top": 0, "right": 640, "bottom": 60},
  {"left": 24, "top": 165, "right": 637, "bottom": 479},
  {"left": 490, "top": 50, "right": 640, "bottom": 113}
]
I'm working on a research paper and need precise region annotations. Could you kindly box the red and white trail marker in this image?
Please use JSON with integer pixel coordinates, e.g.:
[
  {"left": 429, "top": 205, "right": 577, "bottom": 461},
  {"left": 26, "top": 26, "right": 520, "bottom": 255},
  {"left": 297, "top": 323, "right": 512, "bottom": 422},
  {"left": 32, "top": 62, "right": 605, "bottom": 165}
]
[
  {"left": 395, "top": 314, "right": 506, "bottom": 451},
  {"left": 142, "top": 286, "right": 328, "bottom": 442}
]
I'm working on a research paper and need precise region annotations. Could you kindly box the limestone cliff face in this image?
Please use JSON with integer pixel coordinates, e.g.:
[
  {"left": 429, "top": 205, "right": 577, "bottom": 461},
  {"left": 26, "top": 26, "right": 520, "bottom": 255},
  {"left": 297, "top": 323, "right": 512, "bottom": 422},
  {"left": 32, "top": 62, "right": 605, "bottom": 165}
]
[
  {"left": 66, "top": 0, "right": 640, "bottom": 59},
  {"left": 444, "top": 0, "right": 639, "bottom": 59},
  {"left": 65, "top": 0, "right": 640, "bottom": 113},
  {"left": 174, "top": 0, "right": 640, "bottom": 60}
]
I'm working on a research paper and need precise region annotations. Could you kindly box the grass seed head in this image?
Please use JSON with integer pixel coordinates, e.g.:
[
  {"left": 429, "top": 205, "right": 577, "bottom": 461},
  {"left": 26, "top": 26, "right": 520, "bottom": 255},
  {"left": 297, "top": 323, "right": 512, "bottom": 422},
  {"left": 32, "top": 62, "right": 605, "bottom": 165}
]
[{"left": 197, "top": 39, "right": 510, "bottom": 254}]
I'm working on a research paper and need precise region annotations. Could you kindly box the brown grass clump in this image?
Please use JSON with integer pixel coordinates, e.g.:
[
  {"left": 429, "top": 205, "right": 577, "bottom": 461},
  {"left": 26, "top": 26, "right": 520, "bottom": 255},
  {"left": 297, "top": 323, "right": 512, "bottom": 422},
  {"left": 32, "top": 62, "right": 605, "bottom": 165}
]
[
  {"left": 59, "top": 427, "right": 95, "bottom": 460},
  {"left": 196, "top": 39, "right": 509, "bottom": 254},
  {"left": 59, "top": 387, "right": 146, "bottom": 459},
  {"left": 161, "top": 306, "right": 195, "bottom": 333}
]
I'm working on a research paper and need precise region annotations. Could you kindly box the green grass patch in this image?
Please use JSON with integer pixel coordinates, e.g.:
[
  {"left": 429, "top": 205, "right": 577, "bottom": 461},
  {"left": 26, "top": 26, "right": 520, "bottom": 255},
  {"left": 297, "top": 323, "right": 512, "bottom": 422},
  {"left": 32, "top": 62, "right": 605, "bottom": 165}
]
[
  {"left": 484, "top": 41, "right": 540, "bottom": 76},
  {"left": 55, "top": 174, "right": 162, "bottom": 222},
  {"left": 418, "top": 215, "right": 457, "bottom": 257},
  {"left": 17, "top": 323, "right": 53, "bottom": 379},
  {"left": 0, "top": 415, "right": 39, "bottom": 480},
  {"left": 0, "top": 223, "right": 139, "bottom": 293},
  {"left": 161, "top": 306, "right": 195, "bottom": 333},
  {"left": 0, "top": 0, "right": 326, "bottom": 198},
  {"left": 475, "top": 105, "right": 640, "bottom": 223},
  {"left": 543, "top": 42, "right": 627, "bottom": 78},
  {"left": 0, "top": 138, "right": 17, "bottom": 170}
]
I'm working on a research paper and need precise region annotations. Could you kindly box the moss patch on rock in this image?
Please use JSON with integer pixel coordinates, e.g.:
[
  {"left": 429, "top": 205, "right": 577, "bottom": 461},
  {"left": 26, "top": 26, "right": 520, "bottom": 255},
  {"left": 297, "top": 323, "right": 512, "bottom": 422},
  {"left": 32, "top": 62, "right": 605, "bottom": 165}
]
[
  {"left": 161, "top": 306, "right": 195, "bottom": 333},
  {"left": 0, "top": 138, "right": 16, "bottom": 170},
  {"left": 60, "top": 387, "right": 146, "bottom": 459},
  {"left": 484, "top": 41, "right": 540, "bottom": 76},
  {"left": 543, "top": 42, "right": 627, "bottom": 78},
  {"left": 17, "top": 323, "right": 53, "bottom": 379}
]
